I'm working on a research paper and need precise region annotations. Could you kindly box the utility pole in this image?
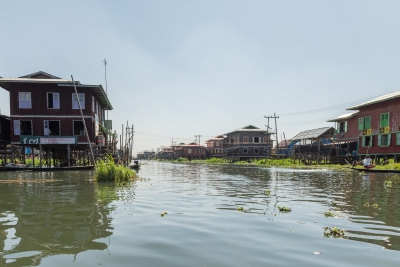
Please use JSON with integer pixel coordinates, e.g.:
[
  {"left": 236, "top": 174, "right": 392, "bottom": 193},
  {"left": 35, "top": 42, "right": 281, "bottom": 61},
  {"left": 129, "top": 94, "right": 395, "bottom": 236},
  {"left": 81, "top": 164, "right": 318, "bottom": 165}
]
[
  {"left": 264, "top": 113, "right": 279, "bottom": 158},
  {"left": 194, "top": 134, "right": 202, "bottom": 159},
  {"left": 171, "top": 139, "right": 176, "bottom": 159},
  {"left": 103, "top": 59, "right": 109, "bottom": 152}
]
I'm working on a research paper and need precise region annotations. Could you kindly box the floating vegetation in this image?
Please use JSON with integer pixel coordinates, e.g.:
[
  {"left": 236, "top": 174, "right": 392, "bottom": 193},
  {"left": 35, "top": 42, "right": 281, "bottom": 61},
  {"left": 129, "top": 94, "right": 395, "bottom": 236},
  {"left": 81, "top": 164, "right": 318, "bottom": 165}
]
[
  {"left": 161, "top": 212, "right": 168, "bottom": 217},
  {"left": 278, "top": 206, "right": 292, "bottom": 212},
  {"left": 264, "top": 190, "right": 271, "bottom": 196},
  {"left": 372, "top": 203, "right": 379, "bottom": 208},
  {"left": 384, "top": 180, "right": 392, "bottom": 187},
  {"left": 324, "top": 211, "right": 335, "bottom": 217},
  {"left": 237, "top": 207, "right": 244, "bottom": 211},
  {"left": 324, "top": 227, "right": 345, "bottom": 238},
  {"left": 94, "top": 154, "right": 136, "bottom": 182}
]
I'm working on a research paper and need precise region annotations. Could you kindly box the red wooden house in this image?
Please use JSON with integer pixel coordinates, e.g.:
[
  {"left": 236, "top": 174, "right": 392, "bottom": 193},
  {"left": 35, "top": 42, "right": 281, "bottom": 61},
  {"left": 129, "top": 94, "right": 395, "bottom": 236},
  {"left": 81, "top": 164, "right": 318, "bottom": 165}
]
[
  {"left": 205, "top": 135, "right": 224, "bottom": 158},
  {"left": 176, "top": 142, "right": 206, "bottom": 160},
  {"left": 0, "top": 71, "right": 112, "bottom": 165},
  {"left": 327, "top": 112, "right": 359, "bottom": 157},
  {"left": 346, "top": 91, "right": 400, "bottom": 160}
]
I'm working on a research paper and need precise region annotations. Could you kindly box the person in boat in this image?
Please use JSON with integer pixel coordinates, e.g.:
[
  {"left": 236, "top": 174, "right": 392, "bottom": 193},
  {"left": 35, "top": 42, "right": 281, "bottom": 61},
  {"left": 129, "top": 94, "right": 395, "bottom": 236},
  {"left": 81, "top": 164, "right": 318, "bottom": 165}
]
[{"left": 362, "top": 155, "right": 375, "bottom": 169}]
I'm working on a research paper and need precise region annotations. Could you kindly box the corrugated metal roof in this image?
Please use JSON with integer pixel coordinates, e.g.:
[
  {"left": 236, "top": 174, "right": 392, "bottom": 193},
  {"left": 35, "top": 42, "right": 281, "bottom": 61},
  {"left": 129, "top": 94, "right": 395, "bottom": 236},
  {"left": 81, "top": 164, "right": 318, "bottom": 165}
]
[
  {"left": 291, "top": 127, "right": 334, "bottom": 140},
  {"left": 347, "top": 91, "right": 400, "bottom": 110},
  {"left": 327, "top": 112, "right": 358, "bottom": 122}
]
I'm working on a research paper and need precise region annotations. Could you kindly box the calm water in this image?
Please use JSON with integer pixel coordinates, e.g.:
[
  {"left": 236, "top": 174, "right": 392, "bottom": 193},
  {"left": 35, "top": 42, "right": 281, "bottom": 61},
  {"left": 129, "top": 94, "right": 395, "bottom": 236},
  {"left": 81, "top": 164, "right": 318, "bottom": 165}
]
[{"left": 1, "top": 161, "right": 400, "bottom": 266}]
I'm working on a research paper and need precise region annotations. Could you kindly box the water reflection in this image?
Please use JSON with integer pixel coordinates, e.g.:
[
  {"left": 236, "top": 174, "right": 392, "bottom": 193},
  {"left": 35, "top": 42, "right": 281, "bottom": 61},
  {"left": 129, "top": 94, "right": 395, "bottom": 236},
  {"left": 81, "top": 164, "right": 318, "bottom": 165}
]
[{"left": 0, "top": 171, "right": 123, "bottom": 266}]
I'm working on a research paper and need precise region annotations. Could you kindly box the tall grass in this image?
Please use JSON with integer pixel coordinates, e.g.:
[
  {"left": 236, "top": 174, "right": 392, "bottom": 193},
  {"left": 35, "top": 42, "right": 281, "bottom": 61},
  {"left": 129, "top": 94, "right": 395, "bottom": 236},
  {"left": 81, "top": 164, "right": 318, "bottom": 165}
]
[{"left": 94, "top": 155, "right": 136, "bottom": 182}]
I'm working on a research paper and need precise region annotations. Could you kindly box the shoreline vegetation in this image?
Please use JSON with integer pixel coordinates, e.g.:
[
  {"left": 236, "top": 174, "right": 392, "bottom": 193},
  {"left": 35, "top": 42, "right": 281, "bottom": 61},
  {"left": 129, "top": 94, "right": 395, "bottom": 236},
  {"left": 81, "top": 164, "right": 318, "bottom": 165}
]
[
  {"left": 94, "top": 155, "right": 136, "bottom": 182},
  {"left": 167, "top": 157, "right": 400, "bottom": 171}
]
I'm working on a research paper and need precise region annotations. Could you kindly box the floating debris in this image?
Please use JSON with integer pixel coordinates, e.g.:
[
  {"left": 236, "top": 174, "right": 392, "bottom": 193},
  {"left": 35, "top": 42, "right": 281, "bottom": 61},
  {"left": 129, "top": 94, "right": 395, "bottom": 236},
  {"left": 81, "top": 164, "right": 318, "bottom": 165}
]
[
  {"left": 237, "top": 207, "right": 244, "bottom": 211},
  {"left": 278, "top": 206, "right": 292, "bottom": 212},
  {"left": 324, "top": 227, "right": 345, "bottom": 237},
  {"left": 324, "top": 211, "right": 335, "bottom": 217},
  {"left": 161, "top": 212, "right": 168, "bottom": 217}
]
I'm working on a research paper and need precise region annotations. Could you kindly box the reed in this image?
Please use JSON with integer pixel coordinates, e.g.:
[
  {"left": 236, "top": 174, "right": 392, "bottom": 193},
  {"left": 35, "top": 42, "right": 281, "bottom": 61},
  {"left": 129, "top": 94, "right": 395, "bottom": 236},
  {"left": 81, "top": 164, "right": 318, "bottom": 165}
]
[{"left": 94, "top": 154, "right": 136, "bottom": 182}]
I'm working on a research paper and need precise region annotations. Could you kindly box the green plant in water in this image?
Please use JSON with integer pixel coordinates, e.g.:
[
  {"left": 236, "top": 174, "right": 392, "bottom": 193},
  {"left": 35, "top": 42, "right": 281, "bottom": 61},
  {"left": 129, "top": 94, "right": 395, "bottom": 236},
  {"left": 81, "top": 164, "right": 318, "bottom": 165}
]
[
  {"left": 237, "top": 206, "right": 244, "bottom": 211},
  {"left": 324, "top": 211, "right": 335, "bottom": 217},
  {"left": 94, "top": 154, "right": 136, "bottom": 182},
  {"left": 264, "top": 190, "right": 271, "bottom": 196},
  {"left": 278, "top": 206, "right": 292, "bottom": 212},
  {"left": 324, "top": 227, "right": 345, "bottom": 237},
  {"left": 384, "top": 180, "right": 392, "bottom": 187}
]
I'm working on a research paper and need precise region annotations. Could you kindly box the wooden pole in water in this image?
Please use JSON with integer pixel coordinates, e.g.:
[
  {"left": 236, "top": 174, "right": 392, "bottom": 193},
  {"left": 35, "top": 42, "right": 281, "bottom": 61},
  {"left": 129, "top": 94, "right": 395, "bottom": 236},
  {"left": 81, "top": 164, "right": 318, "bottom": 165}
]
[{"left": 71, "top": 75, "right": 95, "bottom": 167}]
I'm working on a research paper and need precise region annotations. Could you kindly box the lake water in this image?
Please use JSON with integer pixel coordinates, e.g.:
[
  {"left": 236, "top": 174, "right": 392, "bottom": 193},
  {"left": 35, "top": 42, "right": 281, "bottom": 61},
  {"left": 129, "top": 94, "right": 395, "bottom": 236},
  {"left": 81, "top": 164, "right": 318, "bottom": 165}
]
[{"left": 0, "top": 161, "right": 400, "bottom": 266}]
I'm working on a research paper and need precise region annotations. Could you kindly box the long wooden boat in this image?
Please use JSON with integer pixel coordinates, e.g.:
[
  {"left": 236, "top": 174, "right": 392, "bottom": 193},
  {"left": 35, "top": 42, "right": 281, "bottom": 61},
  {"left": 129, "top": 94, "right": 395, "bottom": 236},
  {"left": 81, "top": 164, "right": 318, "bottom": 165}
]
[
  {"left": 0, "top": 165, "right": 95, "bottom": 172},
  {"left": 351, "top": 167, "right": 400, "bottom": 174}
]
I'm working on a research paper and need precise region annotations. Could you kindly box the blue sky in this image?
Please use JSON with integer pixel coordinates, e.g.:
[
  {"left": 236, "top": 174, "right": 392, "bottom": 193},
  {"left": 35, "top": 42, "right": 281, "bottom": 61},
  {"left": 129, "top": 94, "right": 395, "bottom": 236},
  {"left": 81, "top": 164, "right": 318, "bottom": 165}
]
[{"left": 1, "top": 0, "right": 400, "bottom": 154}]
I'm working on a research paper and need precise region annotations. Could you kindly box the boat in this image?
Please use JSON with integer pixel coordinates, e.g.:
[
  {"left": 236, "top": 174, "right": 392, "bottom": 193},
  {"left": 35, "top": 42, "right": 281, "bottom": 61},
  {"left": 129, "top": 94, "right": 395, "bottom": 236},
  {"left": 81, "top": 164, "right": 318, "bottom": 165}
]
[
  {"left": 351, "top": 167, "right": 400, "bottom": 174},
  {"left": 0, "top": 165, "right": 95, "bottom": 172},
  {"left": 129, "top": 160, "right": 140, "bottom": 170}
]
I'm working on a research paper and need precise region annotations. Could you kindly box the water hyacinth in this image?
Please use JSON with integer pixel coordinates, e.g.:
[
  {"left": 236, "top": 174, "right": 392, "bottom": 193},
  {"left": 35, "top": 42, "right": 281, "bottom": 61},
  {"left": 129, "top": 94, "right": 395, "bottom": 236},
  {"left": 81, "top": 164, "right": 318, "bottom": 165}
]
[{"left": 94, "top": 154, "right": 136, "bottom": 182}]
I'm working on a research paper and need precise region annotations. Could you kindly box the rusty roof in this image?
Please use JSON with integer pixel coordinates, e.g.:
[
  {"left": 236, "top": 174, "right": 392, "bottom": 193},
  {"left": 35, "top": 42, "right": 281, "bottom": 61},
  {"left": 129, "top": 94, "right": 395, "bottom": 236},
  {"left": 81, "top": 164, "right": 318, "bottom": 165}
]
[{"left": 291, "top": 127, "right": 335, "bottom": 140}]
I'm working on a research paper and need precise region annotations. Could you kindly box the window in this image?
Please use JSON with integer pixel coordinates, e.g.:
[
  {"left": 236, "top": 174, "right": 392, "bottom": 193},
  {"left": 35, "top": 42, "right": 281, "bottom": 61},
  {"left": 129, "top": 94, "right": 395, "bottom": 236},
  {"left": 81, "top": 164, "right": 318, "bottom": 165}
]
[
  {"left": 337, "top": 121, "right": 347, "bottom": 132},
  {"left": 188, "top": 149, "right": 192, "bottom": 154},
  {"left": 92, "top": 96, "right": 95, "bottom": 112},
  {"left": 243, "top": 147, "right": 248, "bottom": 154},
  {"left": 253, "top": 136, "right": 260, "bottom": 143},
  {"left": 254, "top": 148, "right": 259, "bottom": 154},
  {"left": 378, "top": 134, "right": 391, "bottom": 146},
  {"left": 19, "top": 92, "right": 31, "bottom": 109},
  {"left": 96, "top": 101, "right": 98, "bottom": 114},
  {"left": 74, "top": 121, "right": 85, "bottom": 136},
  {"left": 72, "top": 93, "right": 85, "bottom": 109},
  {"left": 44, "top": 120, "right": 60, "bottom": 136},
  {"left": 243, "top": 136, "right": 249, "bottom": 143},
  {"left": 361, "top": 136, "right": 372, "bottom": 147},
  {"left": 380, "top": 113, "right": 389, "bottom": 127},
  {"left": 47, "top": 93, "right": 60, "bottom": 109},
  {"left": 358, "top": 116, "right": 371, "bottom": 130},
  {"left": 14, "top": 120, "right": 32, "bottom": 136},
  {"left": 397, "top": 133, "right": 400, "bottom": 145}
]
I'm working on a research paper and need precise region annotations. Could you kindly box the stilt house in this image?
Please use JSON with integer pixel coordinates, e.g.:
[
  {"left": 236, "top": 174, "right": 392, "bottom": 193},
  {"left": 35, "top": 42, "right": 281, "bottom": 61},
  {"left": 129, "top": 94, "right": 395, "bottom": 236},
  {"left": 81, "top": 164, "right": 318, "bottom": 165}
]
[{"left": 0, "top": 71, "right": 112, "bottom": 166}]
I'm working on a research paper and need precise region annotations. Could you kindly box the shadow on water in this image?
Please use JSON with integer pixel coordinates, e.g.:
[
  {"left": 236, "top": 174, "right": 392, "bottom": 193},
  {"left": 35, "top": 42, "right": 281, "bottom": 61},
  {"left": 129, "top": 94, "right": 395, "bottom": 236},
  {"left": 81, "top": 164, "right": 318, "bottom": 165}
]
[{"left": 0, "top": 171, "right": 133, "bottom": 266}]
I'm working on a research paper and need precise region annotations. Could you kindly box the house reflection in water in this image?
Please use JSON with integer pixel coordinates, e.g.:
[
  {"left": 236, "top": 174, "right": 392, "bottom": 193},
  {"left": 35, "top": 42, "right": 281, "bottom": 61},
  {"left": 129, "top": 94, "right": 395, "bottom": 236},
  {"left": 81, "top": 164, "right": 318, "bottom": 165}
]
[{"left": 0, "top": 176, "right": 116, "bottom": 266}]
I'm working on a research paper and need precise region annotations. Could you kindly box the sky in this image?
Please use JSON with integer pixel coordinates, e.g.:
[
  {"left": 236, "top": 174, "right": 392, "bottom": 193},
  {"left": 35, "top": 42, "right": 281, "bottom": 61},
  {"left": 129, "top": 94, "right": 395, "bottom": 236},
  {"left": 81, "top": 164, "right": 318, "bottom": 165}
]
[{"left": 1, "top": 0, "right": 400, "bottom": 155}]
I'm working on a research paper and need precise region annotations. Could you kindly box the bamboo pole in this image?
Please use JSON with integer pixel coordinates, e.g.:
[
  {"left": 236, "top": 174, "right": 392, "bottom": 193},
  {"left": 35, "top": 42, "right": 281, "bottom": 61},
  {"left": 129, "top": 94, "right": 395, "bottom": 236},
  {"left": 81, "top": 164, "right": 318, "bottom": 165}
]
[{"left": 71, "top": 75, "right": 95, "bottom": 167}]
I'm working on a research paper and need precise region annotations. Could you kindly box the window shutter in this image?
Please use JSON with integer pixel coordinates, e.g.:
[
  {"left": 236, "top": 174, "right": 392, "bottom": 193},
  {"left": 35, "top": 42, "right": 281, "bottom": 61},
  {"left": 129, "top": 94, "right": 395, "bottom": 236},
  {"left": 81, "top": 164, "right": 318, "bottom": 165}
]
[
  {"left": 396, "top": 133, "right": 400, "bottom": 145},
  {"left": 362, "top": 136, "right": 365, "bottom": 147},
  {"left": 358, "top": 118, "right": 364, "bottom": 130},
  {"left": 344, "top": 121, "right": 348, "bottom": 132},
  {"left": 19, "top": 92, "right": 26, "bottom": 108},
  {"left": 365, "top": 116, "right": 371, "bottom": 129},
  {"left": 14, "top": 120, "right": 20, "bottom": 135},
  {"left": 53, "top": 93, "right": 60, "bottom": 109},
  {"left": 72, "top": 94, "right": 78, "bottom": 109},
  {"left": 378, "top": 135, "right": 382, "bottom": 146},
  {"left": 388, "top": 133, "right": 392, "bottom": 145}
]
